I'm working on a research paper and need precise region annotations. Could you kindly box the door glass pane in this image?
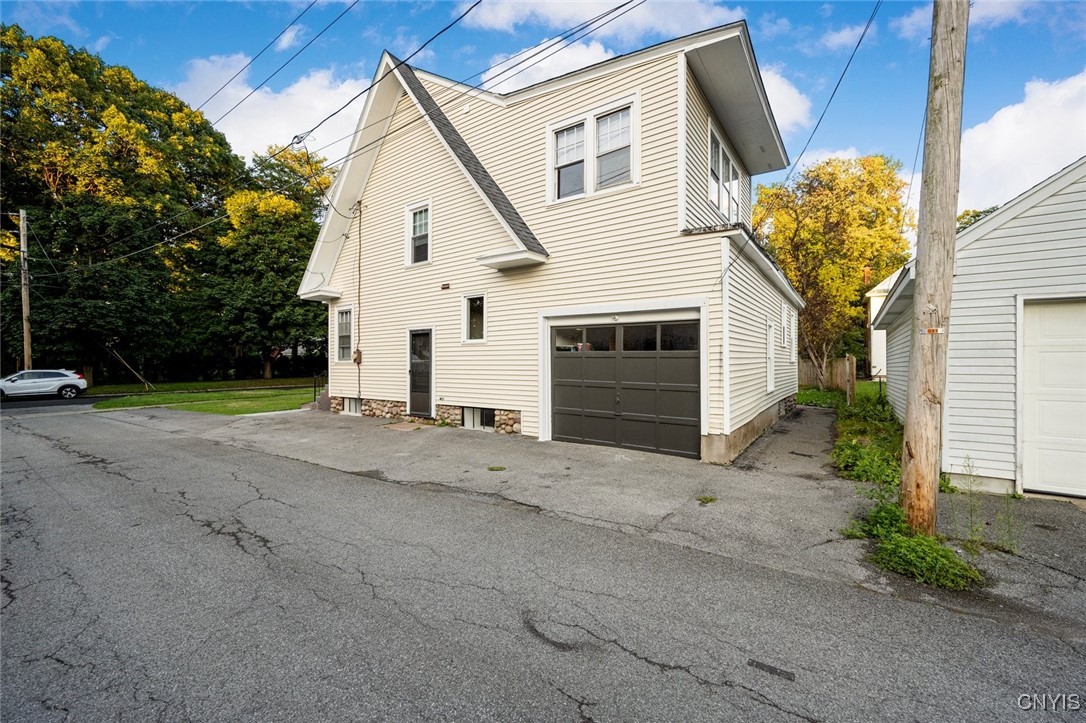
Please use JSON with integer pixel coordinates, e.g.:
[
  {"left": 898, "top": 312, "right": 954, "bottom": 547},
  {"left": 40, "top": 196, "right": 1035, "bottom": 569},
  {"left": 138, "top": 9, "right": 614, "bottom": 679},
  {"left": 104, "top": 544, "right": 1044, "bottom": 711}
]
[
  {"left": 411, "top": 333, "right": 431, "bottom": 361},
  {"left": 623, "top": 325, "right": 657, "bottom": 352},
  {"left": 661, "top": 323, "right": 698, "bottom": 351},
  {"left": 554, "top": 327, "right": 584, "bottom": 352},
  {"left": 585, "top": 326, "right": 616, "bottom": 352},
  {"left": 467, "top": 296, "right": 484, "bottom": 340}
]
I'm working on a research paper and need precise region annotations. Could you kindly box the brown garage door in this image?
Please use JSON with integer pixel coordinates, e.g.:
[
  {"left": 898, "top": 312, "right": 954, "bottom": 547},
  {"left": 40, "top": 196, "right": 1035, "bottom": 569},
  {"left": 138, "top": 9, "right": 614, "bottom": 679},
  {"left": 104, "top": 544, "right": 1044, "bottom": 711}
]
[{"left": 552, "top": 322, "right": 700, "bottom": 458}]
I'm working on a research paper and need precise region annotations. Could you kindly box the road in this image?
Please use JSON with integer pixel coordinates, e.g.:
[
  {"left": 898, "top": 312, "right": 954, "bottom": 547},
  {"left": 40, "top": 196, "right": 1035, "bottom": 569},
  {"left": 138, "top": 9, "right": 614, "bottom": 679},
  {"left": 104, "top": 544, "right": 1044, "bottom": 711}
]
[{"left": 2, "top": 408, "right": 1083, "bottom": 722}]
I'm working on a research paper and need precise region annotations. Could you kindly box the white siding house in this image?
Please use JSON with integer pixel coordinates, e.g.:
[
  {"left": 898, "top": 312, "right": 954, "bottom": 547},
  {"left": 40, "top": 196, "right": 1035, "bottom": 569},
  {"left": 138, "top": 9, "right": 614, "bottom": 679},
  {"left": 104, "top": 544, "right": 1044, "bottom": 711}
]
[
  {"left": 298, "top": 22, "right": 803, "bottom": 464},
  {"left": 866, "top": 267, "right": 903, "bottom": 380},
  {"left": 874, "top": 157, "right": 1086, "bottom": 496}
]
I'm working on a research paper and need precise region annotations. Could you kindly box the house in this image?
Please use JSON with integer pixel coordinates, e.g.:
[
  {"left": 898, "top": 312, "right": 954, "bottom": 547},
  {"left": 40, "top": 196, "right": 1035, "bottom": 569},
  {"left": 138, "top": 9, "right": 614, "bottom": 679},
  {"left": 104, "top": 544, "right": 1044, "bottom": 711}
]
[
  {"left": 873, "top": 156, "right": 1086, "bottom": 497},
  {"left": 297, "top": 22, "right": 803, "bottom": 464},
  {"left": 865, "top": 267, "right": 903, "bottom": 380}
]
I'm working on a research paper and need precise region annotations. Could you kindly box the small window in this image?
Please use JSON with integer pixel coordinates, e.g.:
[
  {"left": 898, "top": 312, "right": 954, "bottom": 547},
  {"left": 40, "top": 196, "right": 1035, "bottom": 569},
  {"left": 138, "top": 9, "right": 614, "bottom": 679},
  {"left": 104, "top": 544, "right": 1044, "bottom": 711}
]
[
  {"left": 464, "top": 407, "right": 496, "bottom": 431},
  {"left": 337, "top": 308, "right": 352, "bottom": 362},
  {"left": 729, "top": 164, "right": 740, "bottom": 224},
  {"left": 555, "top": 123, "right": 585, "bottom": 199},
  {"left": 623, "top": 325, "right": 657, "bottom": 352},
  {"left": 585, "top": 326, "right": 616, "bottom": 352},
  {"left": 661, "top": 323, "right": 698, "bottom": 351},
  {"left": 767, "top": 320, "right": 777, "bottom": 393},
  {"left": 555, "top": 327, "right": 584, "bottom": 352},
  {"left": 596, "top": 107, "right": 631, "bottom": 189},
  {"left": 464, "top": 295, "right": 485, "bottom": 342},
  {"left": 710, "top": 132, "right": 722, "bottom": 209},
  {"left": 709, "top": 127, "right": 740, "bottom": 224},
  {"left": 789, "top": 309, "right": 798, "bottom": 363},
  {"left": 409, "top": 206, "right": 429, "bottom": 264}
]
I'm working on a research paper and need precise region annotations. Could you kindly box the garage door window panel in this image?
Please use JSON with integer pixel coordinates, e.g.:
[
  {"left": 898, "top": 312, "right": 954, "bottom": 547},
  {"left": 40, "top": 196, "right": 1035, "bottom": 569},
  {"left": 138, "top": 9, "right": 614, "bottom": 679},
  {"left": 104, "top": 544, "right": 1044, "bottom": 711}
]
[{"left": 623, "top": 325, "right": 657, "bottom": 352}]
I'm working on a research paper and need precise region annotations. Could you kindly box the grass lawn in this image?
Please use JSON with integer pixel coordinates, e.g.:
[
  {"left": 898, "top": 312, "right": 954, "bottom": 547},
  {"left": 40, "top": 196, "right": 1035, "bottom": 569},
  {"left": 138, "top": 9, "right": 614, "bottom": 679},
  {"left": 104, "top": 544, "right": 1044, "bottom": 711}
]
[
  {"left": 92, "top": 388, "right": 313, "bottom": 415},
  {"left": 86, "top": 377, "right": 315, "bottom": 396},
  {"left": 797, "top": 379, "right": 885, "bottom": 408}
]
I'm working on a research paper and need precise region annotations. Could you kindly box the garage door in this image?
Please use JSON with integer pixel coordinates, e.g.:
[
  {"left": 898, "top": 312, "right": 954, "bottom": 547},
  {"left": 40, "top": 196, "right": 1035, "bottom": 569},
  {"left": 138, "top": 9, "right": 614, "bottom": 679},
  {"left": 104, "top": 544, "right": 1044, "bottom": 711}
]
[
  {"left": 552, "top": 322, "right": 700, "bottom": 458},
  {"left": 1023, "top": 299, "right": 1086, "bottom": 497}
]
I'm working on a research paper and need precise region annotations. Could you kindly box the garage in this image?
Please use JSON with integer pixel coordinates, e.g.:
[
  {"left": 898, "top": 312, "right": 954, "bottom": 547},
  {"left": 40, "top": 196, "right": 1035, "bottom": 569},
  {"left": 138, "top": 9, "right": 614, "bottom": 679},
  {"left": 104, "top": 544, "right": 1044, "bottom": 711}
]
[
  {"left": 552, "top": 322, "right": 700, "bottom": 458},
  {"left": 1023, "top": 299, "right": 1086, "bottom": 497}
]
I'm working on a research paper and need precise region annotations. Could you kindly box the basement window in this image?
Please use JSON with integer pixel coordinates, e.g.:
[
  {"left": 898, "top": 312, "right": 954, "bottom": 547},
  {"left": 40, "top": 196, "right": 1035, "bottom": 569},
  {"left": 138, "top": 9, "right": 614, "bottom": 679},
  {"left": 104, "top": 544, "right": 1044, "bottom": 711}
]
[{"left": 463, "top": 407, "right": 496, "bottom": 431}]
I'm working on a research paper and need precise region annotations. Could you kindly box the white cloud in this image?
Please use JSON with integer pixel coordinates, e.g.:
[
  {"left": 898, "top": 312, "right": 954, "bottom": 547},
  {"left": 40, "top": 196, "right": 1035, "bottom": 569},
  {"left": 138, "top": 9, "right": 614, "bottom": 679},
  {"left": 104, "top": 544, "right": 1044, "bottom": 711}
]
[
  {"left": 482, "top": 38, "right": 615, "bottom": 93},
  {"left": 459, "top": 0, "right": 745, "bottom": 45},
  {"left": 890, "top": 5, "right": 930, "bottom": 41},
  {"left": 390, "top": 32, "right": 436, "bottom": 65},
  {"left": 795, "top": 146, "right": 861, "bottom": 171},
  {"left": 819, "top": 22, "right": 869, "bottom": 51},
  {"left": 958, "top": 69, "right": 1086, "bottom": 211},
  {"left": 757, "top": 13, "right": 792, "bottom": 40},
  {"left": 760, "top": 66, "right": 812, "bottom": 137},
  {"left": 275, "top": 24, "right": 306, "bottom": 52},
  {"left": 172, "top": 54, "right": 370, "bottom": 165},
  {"left": 893, "top": 1, "right": 1043, "bottom": 41},
  {"left": 90, "top": 35, "right": 114, "bottom": 54},
  {"left": 9, "top": 0, "right": 85, "bottom": 39}
]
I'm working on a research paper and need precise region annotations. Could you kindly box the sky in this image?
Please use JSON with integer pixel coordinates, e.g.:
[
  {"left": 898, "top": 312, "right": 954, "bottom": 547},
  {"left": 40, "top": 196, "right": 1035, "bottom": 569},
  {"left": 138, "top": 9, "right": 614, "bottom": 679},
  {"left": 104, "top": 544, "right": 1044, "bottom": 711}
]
[{"left": 7, "top": 0, "right": 1086, "bottom": 215}]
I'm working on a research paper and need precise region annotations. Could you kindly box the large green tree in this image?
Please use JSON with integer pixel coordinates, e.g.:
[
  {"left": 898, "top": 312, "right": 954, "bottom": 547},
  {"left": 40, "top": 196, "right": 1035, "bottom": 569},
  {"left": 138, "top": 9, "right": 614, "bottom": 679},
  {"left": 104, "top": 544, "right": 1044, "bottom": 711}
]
[
  {"left": 754, "top": 156, "right": 913, "bottom": 388},
  {"left": 0, "top": 25, "right": 244, "bottom": 380}
]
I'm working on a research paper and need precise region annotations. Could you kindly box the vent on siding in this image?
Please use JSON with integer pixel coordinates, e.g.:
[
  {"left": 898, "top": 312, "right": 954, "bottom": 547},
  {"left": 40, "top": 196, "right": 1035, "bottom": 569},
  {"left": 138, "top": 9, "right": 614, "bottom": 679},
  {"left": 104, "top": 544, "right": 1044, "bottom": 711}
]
[{"left": 464, "top": 407, "right": 495, "bottom": 431}]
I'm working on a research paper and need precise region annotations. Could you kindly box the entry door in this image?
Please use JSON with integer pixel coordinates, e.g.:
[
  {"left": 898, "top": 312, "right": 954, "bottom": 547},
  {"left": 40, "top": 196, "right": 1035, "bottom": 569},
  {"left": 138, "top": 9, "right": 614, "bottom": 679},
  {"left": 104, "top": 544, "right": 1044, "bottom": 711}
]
[
  {"left": 1023, "top": 300, "right": 1086, "bottom": 497},
  {"left": 409, "top": 330, "right": 432, "bottom": 417}
]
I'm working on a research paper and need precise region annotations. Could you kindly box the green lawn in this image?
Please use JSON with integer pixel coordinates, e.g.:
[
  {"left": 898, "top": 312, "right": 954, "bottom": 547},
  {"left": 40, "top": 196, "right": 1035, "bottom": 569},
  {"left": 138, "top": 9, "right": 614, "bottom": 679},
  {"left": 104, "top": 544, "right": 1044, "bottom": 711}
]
[
  {"left": 87, "top": 377, "right": 315, "bottom": 396},
  {"left": 797, "top": 379, "right": 885, "bottom": 408},
  {"left": 92, "top": 388, "right": 313, "bottom": 415}
]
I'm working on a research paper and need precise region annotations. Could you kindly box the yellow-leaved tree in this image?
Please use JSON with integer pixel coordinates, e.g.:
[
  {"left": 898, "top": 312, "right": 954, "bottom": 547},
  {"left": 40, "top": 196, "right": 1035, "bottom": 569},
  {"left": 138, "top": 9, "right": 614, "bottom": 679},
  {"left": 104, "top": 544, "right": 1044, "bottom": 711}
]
[{"left": 754, "top": 155, "right": 913, "bottom": 388}]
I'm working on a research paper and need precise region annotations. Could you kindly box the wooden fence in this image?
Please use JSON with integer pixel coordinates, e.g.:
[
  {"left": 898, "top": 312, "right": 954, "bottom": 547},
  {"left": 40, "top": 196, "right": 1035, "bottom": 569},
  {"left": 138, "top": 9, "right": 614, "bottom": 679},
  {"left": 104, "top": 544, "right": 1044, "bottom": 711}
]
[{"left": 799, "top": 354, "right": 856, "bottom": 403}]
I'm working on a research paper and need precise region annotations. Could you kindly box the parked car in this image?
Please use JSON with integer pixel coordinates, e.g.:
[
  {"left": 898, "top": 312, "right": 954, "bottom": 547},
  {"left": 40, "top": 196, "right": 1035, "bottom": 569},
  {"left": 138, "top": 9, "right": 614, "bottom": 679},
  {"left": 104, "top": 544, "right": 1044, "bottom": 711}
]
[{"left": 0, "top": 370, "right": 88, "bottom": 399}]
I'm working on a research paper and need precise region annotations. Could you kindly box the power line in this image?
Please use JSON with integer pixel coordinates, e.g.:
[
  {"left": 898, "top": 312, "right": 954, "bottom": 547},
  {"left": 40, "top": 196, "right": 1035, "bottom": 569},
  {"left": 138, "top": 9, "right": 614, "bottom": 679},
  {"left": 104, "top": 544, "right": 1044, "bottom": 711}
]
[
  {"left": 33, "top": 0, "right": 642, "bottom": 277},
  {"left": 196, "top": 0, "right": 318, "bottom": 112},
  {"left": 784, "top": 0, "right": 882, "bottom": 183},
  {"left": 213, "top": 0, "right": 360, "bottom": 126}
]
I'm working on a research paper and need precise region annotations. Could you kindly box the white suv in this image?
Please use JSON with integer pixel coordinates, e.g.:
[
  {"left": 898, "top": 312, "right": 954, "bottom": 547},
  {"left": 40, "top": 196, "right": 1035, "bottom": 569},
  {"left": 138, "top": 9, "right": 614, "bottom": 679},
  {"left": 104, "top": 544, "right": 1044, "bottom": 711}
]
[{"left": 0, "top": 370, "right": 88, "bottom": 399}]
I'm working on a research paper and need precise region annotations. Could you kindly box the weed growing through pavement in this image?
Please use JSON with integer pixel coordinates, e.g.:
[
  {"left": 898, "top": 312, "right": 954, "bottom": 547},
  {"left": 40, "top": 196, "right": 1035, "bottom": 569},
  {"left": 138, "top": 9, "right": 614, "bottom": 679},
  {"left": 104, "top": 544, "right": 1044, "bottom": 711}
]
[
  {"left": 696, "top": 495, "right": 718, "bottom": 506},
  {"left": 487, "top": 466, "right": 506, "bottom": 472}
]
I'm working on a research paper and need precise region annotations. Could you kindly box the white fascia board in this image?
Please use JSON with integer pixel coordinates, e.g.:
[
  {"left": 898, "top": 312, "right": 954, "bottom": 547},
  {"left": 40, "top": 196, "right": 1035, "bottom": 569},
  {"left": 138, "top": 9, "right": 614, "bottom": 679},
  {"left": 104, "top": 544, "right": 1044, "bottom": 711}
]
[
  {"left": 298, "top": 53, "right": 400, "bottom": 298},
  {"left": 727, "top": 230, "right": 805, "bottom": 309},
  {"left": 957, "top": 154, "right": 1086, "bottom": 253},
  {"left": 299, "top": 287, "right": 342, "bottom": 302},
  {"left": 476, "top": 249, "right": 548, "bottom": 270},
  {"left": 871, "top": 262, "right": 915, "bottom": 330}
]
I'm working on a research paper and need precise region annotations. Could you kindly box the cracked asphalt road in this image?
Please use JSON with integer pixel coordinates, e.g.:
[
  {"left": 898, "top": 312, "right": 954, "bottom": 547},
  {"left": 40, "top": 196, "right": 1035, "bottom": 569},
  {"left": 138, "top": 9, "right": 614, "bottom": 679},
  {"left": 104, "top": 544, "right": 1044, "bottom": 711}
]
[{"left": 2, "top": 407, "right": 1083, "bottom": 722}]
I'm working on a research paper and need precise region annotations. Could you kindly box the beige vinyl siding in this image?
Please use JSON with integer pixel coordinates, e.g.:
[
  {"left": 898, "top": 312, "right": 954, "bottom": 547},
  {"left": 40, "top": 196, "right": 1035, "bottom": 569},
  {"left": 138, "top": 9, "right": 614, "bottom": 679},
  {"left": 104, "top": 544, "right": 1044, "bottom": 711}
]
[
  {"left": 945, "top": 171, "right": 1086, "bottom": 482},
  {"left": 728, "top": 249, "right": 797, "bottom": 431},
  {"left": 682, "top": 68, "right": 751, "bottom": 231},
  {"left": 329, "top": 65, "right": 731, "bottom": 436},
  {"left": 884, "top": 312, "right": 911, "bottom": 421}
]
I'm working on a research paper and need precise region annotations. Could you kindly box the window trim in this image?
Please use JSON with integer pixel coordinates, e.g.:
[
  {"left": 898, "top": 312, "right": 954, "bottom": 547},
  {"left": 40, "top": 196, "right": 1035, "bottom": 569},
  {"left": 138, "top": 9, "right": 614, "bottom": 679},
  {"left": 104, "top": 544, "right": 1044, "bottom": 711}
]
[
  {"left": 546, "top": 93, "right": 640, "bottom": 205},
  {"left": 767, "top": 318, "right": 777, "bottom": 393},
  {"left": 708, "top": 121, "right": 740, "bottom": 224},
  {"left": 462, "top": 292, "right": 487, "bottom": 343},
  {"left": 335, "top": 305, "right": 353, "bottom": 363},
  {"left": 404, "top": 199, "right": 432, "bottom": 267}
]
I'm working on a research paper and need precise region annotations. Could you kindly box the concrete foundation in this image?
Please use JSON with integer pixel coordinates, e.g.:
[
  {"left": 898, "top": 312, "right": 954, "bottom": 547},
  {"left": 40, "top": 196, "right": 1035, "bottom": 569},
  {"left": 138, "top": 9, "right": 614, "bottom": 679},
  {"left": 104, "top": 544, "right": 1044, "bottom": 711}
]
[{"left": 700, "top": 395, "right": 795, "bottom": 464}]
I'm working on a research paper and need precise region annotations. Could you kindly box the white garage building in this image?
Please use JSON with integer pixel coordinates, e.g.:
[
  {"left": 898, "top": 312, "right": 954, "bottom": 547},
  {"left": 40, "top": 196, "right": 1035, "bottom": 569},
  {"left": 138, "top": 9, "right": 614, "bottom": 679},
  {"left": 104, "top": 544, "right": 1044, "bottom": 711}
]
[{"left": 874, "top": 156, "right": 1086, "bottom": 497}]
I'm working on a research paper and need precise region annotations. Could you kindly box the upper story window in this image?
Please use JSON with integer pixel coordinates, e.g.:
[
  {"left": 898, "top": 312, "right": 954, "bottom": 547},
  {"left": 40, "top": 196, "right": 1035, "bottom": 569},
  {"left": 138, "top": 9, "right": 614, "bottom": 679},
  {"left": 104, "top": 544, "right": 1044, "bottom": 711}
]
[
  {"left": 406, "top": 202, "right": 430, "bottom": 265},
  {"left": 709, "top": 128, "right": 740, "bottom": 224},
  {"left": 549, "top": 95, "right": 639, "bottom": 203}
]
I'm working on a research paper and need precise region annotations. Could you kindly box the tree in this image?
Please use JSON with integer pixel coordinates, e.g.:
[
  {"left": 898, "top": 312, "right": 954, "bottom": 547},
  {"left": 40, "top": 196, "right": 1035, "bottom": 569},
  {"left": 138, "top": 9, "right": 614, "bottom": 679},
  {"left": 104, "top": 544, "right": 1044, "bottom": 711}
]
[
  {"left": 0, "top": 24, "right": 245, "bottom": 379},
  {"left": 754, "top": 156, "right": 913, "bottom": 388},
  {"left": 956, "top": 205, "right": 999, "bottom": 232},
  {"left": 189, "top": 148, "right": 333, "bottom": 379}
]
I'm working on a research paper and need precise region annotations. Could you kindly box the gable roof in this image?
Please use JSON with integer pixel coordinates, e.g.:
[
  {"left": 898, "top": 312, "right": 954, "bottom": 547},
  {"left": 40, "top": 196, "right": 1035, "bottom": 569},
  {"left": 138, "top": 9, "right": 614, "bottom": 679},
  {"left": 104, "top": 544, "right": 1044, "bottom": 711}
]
[
  {"left": 873, "top": 155, "right": 1086, "bottom": 330},
  {"left": 298, "top": 52, "right": 547, "bottom": 300}
]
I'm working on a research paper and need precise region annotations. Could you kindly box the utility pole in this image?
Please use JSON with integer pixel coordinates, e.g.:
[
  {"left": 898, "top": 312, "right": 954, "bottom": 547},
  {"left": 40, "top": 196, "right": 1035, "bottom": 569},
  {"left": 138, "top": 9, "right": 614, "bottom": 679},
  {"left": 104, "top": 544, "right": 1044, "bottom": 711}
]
[
  {"left": 901, "top": 0, "right": 969, "bottom": 534},
  {"left": 18, "top": 209, "right": 32, "bottom": 370}
]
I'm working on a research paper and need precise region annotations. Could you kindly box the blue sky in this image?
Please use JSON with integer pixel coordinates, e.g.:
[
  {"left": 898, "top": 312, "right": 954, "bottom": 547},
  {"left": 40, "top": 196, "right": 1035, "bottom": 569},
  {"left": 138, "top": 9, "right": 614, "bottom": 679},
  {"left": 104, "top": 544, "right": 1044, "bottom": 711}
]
[{"left": 8, "top": 0, "right": 1086, "bottom": 213}]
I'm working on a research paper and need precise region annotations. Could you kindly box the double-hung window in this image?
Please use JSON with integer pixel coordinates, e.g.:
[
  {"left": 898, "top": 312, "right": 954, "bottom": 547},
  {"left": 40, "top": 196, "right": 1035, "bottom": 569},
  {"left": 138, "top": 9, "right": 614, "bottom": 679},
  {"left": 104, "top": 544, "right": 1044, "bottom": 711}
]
[
  {"left": 555, "top": 124, "right": 585, "bottom": 199},
  {"left": 407, "top": 203, "right": 430, "bottom": 265},
  {"left": 709, "top": 128, "right": 741, "bottom": 224},
  {"left": 336, "top": 308, "right": 352, "bottom": 362},
  {"left": 550, "top": 96, "right": 638, "bottom": 202}
]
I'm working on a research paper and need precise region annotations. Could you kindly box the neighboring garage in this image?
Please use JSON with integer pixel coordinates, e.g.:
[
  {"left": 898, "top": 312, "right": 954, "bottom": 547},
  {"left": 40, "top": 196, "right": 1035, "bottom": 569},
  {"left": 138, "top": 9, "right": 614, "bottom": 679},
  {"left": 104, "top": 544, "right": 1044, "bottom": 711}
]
[
  {"left": 1023, "top": 299, "right": 1086, "bottom": 497},
  {"left": 552, "top": 322, "right": 700, "bottom": 458},
  {"left": 875, "top": 155, "right": 1086, "bottom": 496}
]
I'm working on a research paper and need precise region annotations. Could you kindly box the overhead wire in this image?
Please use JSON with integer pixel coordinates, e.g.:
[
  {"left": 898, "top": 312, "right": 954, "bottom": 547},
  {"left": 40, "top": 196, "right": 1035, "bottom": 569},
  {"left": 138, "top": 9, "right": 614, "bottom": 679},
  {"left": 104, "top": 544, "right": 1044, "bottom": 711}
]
[
  {"left": 196, "top": 0, "right": 318, "bottom": 112},
  {"left": 783, "top": 0, "right": 882, "bottom": 183},
  {"left": 33, "top": 0, "right": 643, "bottom": 278}
]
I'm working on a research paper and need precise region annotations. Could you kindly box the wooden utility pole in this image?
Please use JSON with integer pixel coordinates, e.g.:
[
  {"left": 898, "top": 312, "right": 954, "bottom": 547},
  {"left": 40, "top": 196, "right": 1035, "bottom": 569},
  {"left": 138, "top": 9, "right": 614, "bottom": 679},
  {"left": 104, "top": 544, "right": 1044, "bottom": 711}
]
[
  {"left": 901, "top": 0, "right": 970, "bottom": 534},
  {"left": 18, "top": 209, "right": 32, "bottom": 370}
]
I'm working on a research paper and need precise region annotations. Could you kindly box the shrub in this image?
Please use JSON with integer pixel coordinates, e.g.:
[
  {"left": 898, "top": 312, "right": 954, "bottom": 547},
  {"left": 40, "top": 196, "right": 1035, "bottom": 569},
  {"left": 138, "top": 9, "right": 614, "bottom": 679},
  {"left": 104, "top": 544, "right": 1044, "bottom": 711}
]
[{"left": 872, "top": 533, "right": 984, "bottom": 590}]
